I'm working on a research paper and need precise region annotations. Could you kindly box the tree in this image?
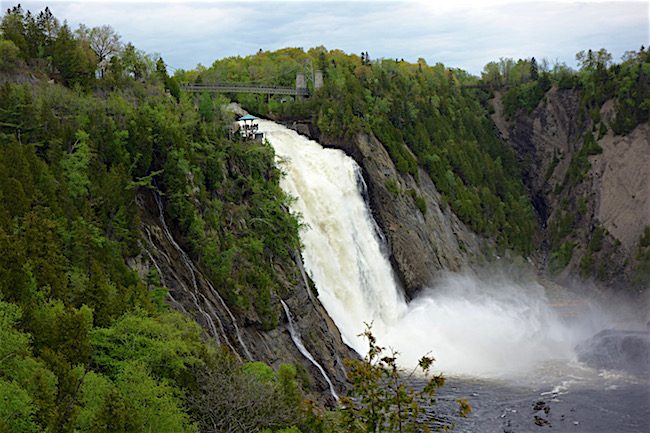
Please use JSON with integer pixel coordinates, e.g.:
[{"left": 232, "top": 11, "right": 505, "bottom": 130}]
[
  {"left": 340, "top": 324, "right": 469, "bottom": 432},
  {"left": 481, "top": 61, "right": 502, "bottom": 87},
  {"left": 576, "top": 48, "right": 612, "bottom": 71},
  {"left": 0, "top": 4, "right": 28, "bottom": 56},
  {"left": 498, "top": 57, "right": 515, "bottom": 85},
  {"left": 89, "top": 25, "right": 120, "bottom": 64},
  {"left": 61, "top": 130, "right": 92, "bottom": 199},
  {"left": 22, "top": 11, "right": 46, "bottom": 58},
  {"left": 0, "top": 40, "right": 21, "bottom": 71},
  {"left": 187, "top": 352, "right": 303, "bottom": 433},
  {"left": 530, "top": 56, "right": 539, "bottom": 80},
  {"left": 121, "top": 42, "right": 148, "bottom": 80},
  {"left": 0, "top": 379, "right": 39, "bottom": 433},
  {"left": 77, "top": 24, "right": 121, "bottom": 77},
  {"left": 52, "top": 23, "right": 96, "bottom": 87},
  {"left": 36, "top": 6, "right": 58, "bottom": 60}
]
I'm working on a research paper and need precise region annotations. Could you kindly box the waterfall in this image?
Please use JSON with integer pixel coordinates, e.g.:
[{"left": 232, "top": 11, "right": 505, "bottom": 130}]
[
  {"left": 139, "top": 236, "right": 188, "bottom": 315},
  {"left": 280, "top": 300, "right": 339, "bottom": 400},
  {"left": 260, "top": 119, "right": 599, "bottom": 378}
]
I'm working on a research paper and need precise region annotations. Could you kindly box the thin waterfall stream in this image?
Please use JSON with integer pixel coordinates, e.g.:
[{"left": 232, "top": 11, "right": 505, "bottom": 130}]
[{"left": 280, "top": 300, "right": 339, "bottom": 400}]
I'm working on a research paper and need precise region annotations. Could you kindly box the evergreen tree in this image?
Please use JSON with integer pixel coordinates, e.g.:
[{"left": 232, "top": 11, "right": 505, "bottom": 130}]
[
  {"left": 1, "top": 4, "right": 28, "bottom": 56},
  {"left": 52, "top": 23, "right": 96, "bottom": 87},
  {"left": 530, "top": 56, "right": 539, "bottom": 81}
]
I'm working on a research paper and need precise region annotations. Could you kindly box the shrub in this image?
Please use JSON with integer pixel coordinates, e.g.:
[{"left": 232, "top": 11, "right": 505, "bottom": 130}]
[
  {"left": 550, "top": 242, "right": 575, "bottom": 273},
  {"left": 0, "top": 39, "right": 21, "bottom": 72},
  {"left": 339, "top": 324, "right": 469, "bottom": 432}
]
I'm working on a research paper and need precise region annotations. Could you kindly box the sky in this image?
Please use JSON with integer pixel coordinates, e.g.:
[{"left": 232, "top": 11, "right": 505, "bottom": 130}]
[{"left": 4, "top": 0, "right": 649, "bottom": 74}]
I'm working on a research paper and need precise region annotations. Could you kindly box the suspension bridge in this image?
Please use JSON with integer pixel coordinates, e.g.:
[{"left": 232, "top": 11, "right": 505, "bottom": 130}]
[{"left": 180, "top": 70, "right": 322, "bottom": 97}]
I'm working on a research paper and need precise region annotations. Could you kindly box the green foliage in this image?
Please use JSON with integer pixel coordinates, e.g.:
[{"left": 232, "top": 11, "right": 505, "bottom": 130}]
[
  {"left": 0, "top": 39, "right": 21, "bottom": 71},
  {"left": 243, "top": 361, "right": 276, "bottom": 382},
  {"left": 611, "top": 50, "right": 650, "bottom": 134},
  {"left": 482, "top": 48, "right": 649, "bottom": 137},
  {"left": 563, "top": 130, "right": 602, "bottom": 188},
  {"left": 502, "top": 80, "right": 550, "bottom": 118},
  {"left": 408, "top": 188, "right": 426, "bottom": 214},
  {"left": 0, "top": 379, "right": 39, "bottom": 433},
  {"left": 640, "top": 226, "right": 650, "bottom": 248},
  {"left": 0, "top": 301, "right": 58, "bottom": 430},
  {"left": 588, "top": 226, "right": 605, "bottom": 253},
  {"left": 578, "top": 226, "right": 605, "bottom": 277},
  {"left": 90, "top": 311, "right": 207, "bottom": 383},
  {"left": 481, "top": 57, "right": 539, "bottom": 87},
  {"left": 61, "top": 129, "right": 92, "bottom": 199},
  {"left": 339, "top": 324, "right": 463, "bottom": 432},
  {"left": 115, "top": 361, "right": 198, "bottom": 433},
  {"left": 51, "top": 23, "right": 97, "bottom": 88},
  {"left": 548, "top": 211, "right": 575, "bottom": 250},
  {"left": 385, "top": 178, "right": 400, "bottom": 197},
  {"left": 633, "top": 226, "right": 650, "bottom": 286},
  {"left": 550, "top": 242, "right": 575, "bottom": 274}
]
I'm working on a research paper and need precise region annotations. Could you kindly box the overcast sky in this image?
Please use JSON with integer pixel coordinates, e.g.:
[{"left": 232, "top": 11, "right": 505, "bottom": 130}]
[{"left": 4, "top": 0, "right": 649, "bottom": 74}]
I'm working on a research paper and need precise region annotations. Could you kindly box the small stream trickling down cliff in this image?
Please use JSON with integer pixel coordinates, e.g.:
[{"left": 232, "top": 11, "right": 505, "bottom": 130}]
[{"left": 280, "top": 300, "right": 339, "bottom": 400}]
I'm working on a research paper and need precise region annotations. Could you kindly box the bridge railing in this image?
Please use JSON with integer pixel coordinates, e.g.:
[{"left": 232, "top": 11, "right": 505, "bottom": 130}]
[{"left": 180, "top": 83, "right": 309, "bottom": 96}]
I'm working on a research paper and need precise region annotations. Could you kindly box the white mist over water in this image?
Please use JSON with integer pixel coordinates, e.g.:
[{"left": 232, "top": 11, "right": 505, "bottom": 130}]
[{"left": 259, "top": 119, "right": 604, "bottom": 378}]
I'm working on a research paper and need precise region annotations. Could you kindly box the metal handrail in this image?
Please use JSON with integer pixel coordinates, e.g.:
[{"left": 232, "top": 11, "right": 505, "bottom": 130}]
[{"left": 180, "top": 83, "right": 309, "bottom": 96}]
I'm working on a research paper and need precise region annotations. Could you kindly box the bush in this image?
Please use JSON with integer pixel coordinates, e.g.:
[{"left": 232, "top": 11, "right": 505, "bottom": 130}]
[
  {"left": 385, "top": 178, "right": 400, "bottom": 196},
  {"left": 408, "top": 188, "right": 426, "bottom": 214},
  {"left": 503, "top": 81, "right": 548, "bottom": 118},
  {"left": 0, "top": 39, "right": 21, "bottom": 72},
  {"left": 339, "top": 324, "right": 469, "bottom": 432},
  {"left": 187, "top": 350, "right": 304, "bottom": 433},
  {"left": 633, "top": 226, "right": 650, "bottom": 286},
  {"left": 550, "top": 242, "right": 575, "bottom": 273}
]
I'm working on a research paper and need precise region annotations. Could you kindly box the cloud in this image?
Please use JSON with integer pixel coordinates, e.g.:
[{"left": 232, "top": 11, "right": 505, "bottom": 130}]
[{"left": 10, "top": 1, "right": 649, "bottom": 73}]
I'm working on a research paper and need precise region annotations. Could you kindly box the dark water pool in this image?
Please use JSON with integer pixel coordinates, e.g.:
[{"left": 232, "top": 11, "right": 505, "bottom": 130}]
[{"left": 425, "top": 370, "right": 649, "bottom": 433}]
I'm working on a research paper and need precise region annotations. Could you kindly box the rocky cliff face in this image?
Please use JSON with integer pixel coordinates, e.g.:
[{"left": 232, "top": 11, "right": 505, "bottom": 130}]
[
  {"left": 134, "top": 189, "right": 352, "bottom": 404},
  {"left": 493, "top": 87, "right": 650, "bottom": 290},
  {"left": 283, "top": 121, "right": 489, "bottom": 299}
]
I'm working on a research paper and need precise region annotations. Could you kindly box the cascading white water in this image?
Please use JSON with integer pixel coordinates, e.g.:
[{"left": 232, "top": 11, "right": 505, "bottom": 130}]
[
  {"left": 260, "top": 119, "right": 605, "bottom": 378},
  {"left": 280, "top": 300, "right": 339, "bottom": 400}
]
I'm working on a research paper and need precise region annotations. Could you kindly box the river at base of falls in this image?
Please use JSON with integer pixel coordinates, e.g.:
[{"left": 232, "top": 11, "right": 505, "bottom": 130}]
[
  {"left": 257, "top": 118, "right": 650, "bottom": 432},
  {"left": 428, "top": 364, "right": 649, "bottom": 433}
]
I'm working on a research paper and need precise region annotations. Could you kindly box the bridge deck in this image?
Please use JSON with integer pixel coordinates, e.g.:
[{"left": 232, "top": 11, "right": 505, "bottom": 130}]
[{"left": 181, "top": 83, "right": 309, "bottom": 96}]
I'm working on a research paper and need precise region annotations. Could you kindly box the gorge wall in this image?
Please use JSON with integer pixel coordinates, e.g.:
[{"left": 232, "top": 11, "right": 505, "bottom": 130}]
[{"left": 493, "top": 87, "right": 650, "bottom": 290}]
